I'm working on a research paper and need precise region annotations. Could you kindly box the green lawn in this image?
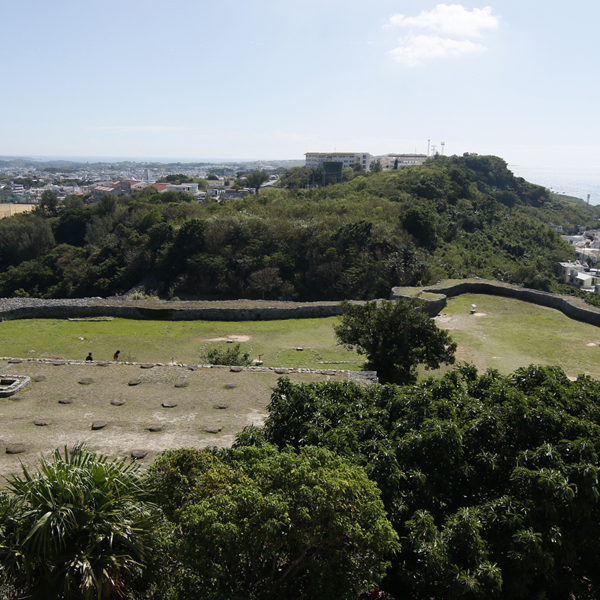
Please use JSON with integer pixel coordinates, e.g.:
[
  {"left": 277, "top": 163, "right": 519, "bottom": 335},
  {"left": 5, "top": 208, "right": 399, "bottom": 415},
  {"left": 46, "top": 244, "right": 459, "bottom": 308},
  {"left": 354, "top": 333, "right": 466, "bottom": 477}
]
[
  {"left": 3, "top": 294, "right": 600, "bottom": 380},
  {"left": 0, "top": 317, "right": 363, "bottom": 370},
  {"left": 431, "top": 294, "right": 600, "bottom": 379}
]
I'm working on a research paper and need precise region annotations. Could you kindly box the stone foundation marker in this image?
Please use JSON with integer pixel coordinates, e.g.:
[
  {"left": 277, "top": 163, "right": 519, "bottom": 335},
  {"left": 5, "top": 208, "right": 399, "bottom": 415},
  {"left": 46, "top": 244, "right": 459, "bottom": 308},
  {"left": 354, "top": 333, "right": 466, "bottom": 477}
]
[{"left": 204, "top": 426, "right": 223, "bottom": 433}]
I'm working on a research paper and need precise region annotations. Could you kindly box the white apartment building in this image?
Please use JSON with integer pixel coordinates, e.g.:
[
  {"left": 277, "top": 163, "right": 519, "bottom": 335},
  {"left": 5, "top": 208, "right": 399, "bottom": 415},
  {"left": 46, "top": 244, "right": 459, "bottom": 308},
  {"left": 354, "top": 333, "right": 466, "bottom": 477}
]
[{"left": 305, "top": 152, "right": 371, "bottom": 171}]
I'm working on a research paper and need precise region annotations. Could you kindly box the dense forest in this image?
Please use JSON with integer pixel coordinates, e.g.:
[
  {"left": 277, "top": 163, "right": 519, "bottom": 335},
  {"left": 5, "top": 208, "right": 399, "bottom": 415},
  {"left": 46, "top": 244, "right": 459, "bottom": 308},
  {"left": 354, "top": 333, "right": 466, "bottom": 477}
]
[
  {"left": 0, "top": 154, "right": 598, "bottom": 301},
  {"left": 4, "top": 365, "right": 600, "bottom": 600}
]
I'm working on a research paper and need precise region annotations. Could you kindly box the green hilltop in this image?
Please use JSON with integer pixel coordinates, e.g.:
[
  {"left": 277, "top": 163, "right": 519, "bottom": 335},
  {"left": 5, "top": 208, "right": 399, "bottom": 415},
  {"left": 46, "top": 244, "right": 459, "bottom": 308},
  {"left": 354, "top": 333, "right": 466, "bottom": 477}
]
[{"left": 0, "top": 154, "right": 597, "bottom": 301}]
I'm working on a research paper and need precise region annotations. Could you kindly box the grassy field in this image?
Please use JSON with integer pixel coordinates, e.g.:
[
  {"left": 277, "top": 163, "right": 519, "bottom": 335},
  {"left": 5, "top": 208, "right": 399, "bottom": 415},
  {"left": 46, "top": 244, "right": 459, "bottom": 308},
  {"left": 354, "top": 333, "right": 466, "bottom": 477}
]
[
  {"left": 0, "top": 317, "right": 363, "bottom": 370},
  {"left": 431, "top": 293, "right": 600, "bottom": 378},
  {"left": 3, "top": 295, "right": 600, "bottom": 478},
  {"left": 2, "top": 295, "right": 600, "bottom": 377}
]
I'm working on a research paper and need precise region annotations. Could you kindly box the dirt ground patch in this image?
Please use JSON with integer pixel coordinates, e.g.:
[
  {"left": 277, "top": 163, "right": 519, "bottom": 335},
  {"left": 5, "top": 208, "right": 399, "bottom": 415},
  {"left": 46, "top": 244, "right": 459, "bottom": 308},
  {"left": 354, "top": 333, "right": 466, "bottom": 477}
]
[{"left": 0, "top": 360, "right": 346, "bottom": 479}]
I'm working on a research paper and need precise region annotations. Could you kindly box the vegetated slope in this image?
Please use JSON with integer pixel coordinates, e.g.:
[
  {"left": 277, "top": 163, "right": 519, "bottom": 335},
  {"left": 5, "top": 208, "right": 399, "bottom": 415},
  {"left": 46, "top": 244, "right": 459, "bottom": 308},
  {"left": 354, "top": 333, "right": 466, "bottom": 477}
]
[
  {"left": 0, "top": 154, "right": 597, "bottom": 301},
  {"left": 253, "top": 365, "right": 600, "bottom": 600}
]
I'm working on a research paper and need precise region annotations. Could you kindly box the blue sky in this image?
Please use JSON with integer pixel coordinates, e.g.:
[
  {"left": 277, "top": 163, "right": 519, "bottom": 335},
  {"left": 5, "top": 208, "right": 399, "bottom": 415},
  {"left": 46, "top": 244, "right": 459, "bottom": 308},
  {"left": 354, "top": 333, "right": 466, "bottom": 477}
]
[{"left": 2, "top": 0, "right": 599, "bottom": 168}]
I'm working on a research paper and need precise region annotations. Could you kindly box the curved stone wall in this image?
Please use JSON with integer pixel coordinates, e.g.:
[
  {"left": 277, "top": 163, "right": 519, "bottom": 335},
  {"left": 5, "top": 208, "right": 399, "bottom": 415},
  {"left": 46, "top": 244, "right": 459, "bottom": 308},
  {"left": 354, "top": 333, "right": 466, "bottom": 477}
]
[{"left": 421, "top": 280, "right": 600, "bottom": 328}]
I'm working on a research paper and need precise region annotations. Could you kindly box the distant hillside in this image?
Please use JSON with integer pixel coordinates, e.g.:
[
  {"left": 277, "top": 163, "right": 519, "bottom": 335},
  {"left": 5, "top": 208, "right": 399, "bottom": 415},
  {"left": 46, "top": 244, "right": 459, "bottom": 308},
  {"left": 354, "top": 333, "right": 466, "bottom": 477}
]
[{"left": 0, "top": 154, "right": 597, "bottom": 301}]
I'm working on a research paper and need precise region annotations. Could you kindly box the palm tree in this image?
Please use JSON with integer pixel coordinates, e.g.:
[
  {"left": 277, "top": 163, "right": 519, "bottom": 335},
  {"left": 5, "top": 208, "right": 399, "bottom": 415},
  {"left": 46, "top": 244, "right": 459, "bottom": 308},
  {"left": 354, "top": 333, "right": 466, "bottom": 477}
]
[{"left": 0, "top": 444, "right": 157, "bottom": 599}]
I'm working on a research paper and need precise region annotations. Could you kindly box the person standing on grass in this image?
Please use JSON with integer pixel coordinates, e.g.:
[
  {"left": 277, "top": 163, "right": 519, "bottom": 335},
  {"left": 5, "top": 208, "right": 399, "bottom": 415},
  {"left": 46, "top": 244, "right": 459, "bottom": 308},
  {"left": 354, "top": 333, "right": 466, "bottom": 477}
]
[
  {"left": 113, "top": 350, "right": 120, "bottom": 361},
  {"left": 86, "top": 352, "right": 93, "bottom": 361}
]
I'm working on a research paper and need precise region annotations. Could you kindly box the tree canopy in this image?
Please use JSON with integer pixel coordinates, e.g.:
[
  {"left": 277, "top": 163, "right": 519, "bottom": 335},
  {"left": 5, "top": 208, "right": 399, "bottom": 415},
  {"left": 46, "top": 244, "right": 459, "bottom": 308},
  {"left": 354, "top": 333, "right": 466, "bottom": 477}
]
[
  {"left": 247, "top": 365, "right": 600, "bottom": 600},
  {"left": 334, "top": 298, "right": 457, "bottom": 383},
  {"left": 0, "top": 154, "right": 596, "bottom": 302},
  {"left": 244, "top": 169, "right": 270, "bottom": 195},
  {"left": 147, "top": 445, "right": 398, "bottom": 600}
]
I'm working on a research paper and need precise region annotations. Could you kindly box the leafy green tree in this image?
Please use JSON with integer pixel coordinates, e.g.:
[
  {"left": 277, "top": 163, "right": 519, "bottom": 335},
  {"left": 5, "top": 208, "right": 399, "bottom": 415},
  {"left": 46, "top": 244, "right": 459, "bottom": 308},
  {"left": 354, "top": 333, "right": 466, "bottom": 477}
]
[
  {"left": 247, "top": 266, "right": 282, "bottom": 298},
  {"left": 0, "top": 215, "right": 55, "bottom": 268},
  {"left": 0, "top": 444, "right": 157, "bottom": 600},
  {"left": 147, "top": 445, "right": 399, "bottom": 600},
  {"left": 62, "top": 194, "right": 85, "bottom": 209},
  {"left": 162, "top": 174, "right": 194, "bottom": 184},
  {"left": 38, "top": 189, "right": 59, "bottom": 216},
  {"left": 401, "top": 205, "right": 439, "bottom": 249},
  {"left": 174, "top": 218, "right": 206, "bottom": 255},
  {"left": 84, "top": 214, "right": 113, "bottom": 246},
  {"left": 245, "top": 170, "right": 270, "bottom": 195},
  {"left": 334, "top": 298, "right": 456, "bottom": 383}
]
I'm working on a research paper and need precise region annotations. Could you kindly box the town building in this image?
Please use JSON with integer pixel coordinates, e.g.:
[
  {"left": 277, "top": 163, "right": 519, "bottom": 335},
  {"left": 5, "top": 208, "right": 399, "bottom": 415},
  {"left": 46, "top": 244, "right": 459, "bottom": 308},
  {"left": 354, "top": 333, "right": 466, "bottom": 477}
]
[
  {"left": 305, "top": 152, "right": 371, "bottom": 171},
  {"left": 1, "top": 182, "right": 30, "bottom": 202}
]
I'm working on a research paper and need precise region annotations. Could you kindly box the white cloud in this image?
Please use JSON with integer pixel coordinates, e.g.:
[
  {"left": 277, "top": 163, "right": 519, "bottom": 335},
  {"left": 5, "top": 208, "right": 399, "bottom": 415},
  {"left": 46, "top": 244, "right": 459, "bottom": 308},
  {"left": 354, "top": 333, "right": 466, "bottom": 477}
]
[
  {"left": 387, "top": 4, "right": 499, "bottom": 38},
  {"left": 385, "top": 4, "right": 499, "bottom": 66},
  {"left": 388, "top": 34, "right": 486, "bottom": 66}
]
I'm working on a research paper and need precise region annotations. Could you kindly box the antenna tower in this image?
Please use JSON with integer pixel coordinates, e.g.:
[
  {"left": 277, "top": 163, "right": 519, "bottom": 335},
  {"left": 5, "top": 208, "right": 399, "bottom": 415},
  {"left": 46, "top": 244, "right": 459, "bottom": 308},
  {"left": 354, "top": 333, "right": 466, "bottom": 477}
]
[{"left": 440, "top": 141, "right": 445, "bottom": 155}]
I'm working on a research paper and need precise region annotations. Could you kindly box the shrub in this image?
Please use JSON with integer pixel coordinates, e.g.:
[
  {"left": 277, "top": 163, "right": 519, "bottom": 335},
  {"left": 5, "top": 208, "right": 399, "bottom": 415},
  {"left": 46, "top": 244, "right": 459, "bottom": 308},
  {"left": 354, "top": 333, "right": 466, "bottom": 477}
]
[{"left": 201, "top": 343, "right": 251, "bottom": 366}]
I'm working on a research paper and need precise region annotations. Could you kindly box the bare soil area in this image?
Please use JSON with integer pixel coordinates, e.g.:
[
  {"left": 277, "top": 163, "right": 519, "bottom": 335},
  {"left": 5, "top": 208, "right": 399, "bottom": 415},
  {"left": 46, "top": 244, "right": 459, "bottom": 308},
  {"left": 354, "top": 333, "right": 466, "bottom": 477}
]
[{"left": 0, "top": 360, "right": 345, "bottom": 479}]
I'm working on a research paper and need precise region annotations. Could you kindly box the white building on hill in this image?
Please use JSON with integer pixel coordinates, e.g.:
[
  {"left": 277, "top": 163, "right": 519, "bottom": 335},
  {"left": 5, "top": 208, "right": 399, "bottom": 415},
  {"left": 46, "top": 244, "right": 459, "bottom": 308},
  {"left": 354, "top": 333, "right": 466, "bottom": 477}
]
[{"left": 305, "top": 152, "right": 371, "bottom": 171}]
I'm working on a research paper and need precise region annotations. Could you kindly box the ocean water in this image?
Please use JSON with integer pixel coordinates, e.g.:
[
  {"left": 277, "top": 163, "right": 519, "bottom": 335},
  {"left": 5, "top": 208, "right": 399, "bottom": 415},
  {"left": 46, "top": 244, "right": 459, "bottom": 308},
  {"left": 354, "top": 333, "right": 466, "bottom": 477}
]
[{"left": 509, "top": 165, "right": 600, "bottom": 206}]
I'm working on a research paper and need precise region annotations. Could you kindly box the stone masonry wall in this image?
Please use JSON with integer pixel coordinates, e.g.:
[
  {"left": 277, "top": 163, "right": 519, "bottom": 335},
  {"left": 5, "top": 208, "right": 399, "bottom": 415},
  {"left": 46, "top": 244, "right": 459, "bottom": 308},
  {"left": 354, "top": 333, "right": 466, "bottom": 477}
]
[
  {"left": 423, "top": 280, "right": 600, "bottom": 328},
  {"left": 0, "top": 298, "right": 343, "bottom": 322},
  {"left": 3, "top": 282, "right": 600, "bottom": 328}
]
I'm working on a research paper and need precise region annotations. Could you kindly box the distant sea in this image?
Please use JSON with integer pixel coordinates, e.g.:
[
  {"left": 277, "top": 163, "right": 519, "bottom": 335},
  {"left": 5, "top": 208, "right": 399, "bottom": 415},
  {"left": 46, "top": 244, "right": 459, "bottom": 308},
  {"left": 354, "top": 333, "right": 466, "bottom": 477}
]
[{"left": 509, "top": 165, "right": 600, "bottom": 206}]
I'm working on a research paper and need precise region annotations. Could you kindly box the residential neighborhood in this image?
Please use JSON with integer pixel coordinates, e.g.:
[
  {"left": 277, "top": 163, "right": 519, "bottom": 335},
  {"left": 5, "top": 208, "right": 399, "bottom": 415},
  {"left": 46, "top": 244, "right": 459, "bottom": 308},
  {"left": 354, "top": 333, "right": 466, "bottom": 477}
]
[
  {"left": 0, "top": 159, "right": 284, "bottom": 207},
  {"left": 0, "top": 151, "right": 435, "bottom": 211}
]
